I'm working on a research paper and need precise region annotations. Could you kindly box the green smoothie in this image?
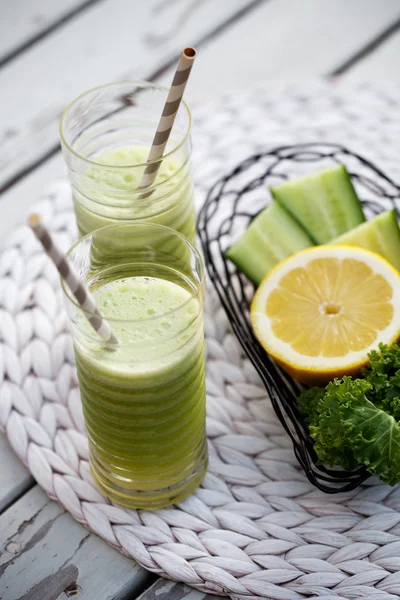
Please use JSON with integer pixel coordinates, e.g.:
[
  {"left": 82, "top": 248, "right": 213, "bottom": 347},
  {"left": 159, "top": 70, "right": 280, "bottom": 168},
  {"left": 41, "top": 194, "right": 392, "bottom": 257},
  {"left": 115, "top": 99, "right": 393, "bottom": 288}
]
[
  {"left": 73, "top": 275, "right": 207, "bottom": 507},
  {"left": 73, "top": 146, "right": 196, "bottom": 241}
]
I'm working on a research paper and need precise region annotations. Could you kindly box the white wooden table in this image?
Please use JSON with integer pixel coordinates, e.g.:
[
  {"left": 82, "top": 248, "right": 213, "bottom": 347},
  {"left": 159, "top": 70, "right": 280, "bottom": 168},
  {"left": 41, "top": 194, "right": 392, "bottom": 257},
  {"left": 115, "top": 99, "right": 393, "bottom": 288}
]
[{"left": 1, "top": 1, "right": 400, "bottom": 598}]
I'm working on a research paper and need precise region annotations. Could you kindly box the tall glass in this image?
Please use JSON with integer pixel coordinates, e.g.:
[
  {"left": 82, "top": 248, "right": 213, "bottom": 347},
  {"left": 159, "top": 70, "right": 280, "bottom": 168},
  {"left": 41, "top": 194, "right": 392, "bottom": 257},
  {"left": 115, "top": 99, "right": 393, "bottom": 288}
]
[
  {"left": 60, "top": 82, "right": 196, "bottom": 242},
  {"left": 63, "top": 223, "right": 207, "bottom": 508}
]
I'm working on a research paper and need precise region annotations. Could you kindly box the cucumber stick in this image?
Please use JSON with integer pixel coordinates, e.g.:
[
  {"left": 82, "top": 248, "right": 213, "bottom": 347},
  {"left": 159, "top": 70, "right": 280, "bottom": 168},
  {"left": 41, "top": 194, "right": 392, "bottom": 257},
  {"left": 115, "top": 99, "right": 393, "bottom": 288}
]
[
  {"left": 271, "top": 165, "right": 365, "bottom": 244},
  {"left": 332, "top": 209, "right": 400, "bottom": 273},
  {"left": 226, "top": 202, "right": 314, "bottom": 285}
]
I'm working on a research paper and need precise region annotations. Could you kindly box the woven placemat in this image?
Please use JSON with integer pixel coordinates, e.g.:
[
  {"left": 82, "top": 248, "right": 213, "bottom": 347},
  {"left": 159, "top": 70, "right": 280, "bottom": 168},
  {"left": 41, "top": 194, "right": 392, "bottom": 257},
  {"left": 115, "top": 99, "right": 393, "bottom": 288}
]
[{"left": 2, "top": 81, "right": 400, "bottom": 600}]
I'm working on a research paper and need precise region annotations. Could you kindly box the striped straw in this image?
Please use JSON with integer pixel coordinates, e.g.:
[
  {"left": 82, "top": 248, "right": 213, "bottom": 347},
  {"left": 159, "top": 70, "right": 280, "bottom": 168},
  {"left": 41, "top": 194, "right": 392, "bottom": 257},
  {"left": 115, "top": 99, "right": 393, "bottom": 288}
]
[
  {"left": 138, "top": 46, "right": 196, "bottom": 195},
  {"left": 28, "top": 214, "right": 118, "bottom": 345}
]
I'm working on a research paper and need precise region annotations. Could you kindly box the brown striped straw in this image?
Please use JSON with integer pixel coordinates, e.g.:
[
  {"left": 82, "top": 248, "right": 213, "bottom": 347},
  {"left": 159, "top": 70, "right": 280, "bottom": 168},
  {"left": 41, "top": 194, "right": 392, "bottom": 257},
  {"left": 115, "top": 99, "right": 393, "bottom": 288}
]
[
  {"left": 28, "top": 214, "right": 118, "bottom": 346},
  {"left": 138, "top": 46, "right": 196, "bottom": 196}
]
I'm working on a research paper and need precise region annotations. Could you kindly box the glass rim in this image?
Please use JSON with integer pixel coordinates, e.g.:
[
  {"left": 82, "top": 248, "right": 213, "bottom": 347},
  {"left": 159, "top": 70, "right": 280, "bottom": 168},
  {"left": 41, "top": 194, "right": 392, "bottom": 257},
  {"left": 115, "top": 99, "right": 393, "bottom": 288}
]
[
  {"left": 59, "top": 80, "right": 192, "bottom": 169},
  {"left": 61, "top": 222, "right": 205, "bottom": 324}
]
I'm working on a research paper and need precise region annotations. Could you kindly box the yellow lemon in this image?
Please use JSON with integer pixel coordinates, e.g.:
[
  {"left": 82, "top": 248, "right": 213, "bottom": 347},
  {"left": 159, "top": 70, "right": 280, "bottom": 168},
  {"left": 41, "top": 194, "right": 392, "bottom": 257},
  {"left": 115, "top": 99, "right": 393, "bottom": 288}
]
[{"left": 250, "top": 245, "right": 400, "bottom": 385}]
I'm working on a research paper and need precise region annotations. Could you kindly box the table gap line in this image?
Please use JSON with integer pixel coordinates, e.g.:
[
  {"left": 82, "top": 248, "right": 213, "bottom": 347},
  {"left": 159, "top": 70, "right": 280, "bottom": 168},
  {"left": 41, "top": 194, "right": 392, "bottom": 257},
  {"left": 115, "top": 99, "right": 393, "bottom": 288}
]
[
  {"left": 147, "top": 0, "right": 269, "bottom": 82},
  {"left": 0, "top": 479, "right": 35, "bottom": 516},
  {"left": 329, "top": 13, "right": 400, "bottom": 75},
  {"left": 0, "top": 0, "right": 106, "bottom": 70}
]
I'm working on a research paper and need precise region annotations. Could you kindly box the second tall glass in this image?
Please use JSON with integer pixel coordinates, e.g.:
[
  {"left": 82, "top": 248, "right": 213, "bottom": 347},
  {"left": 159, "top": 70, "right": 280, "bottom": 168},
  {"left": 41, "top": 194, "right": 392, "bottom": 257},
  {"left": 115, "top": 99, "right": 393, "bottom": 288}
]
[
  {"left": 63, "top": 223, "right": 207, "bottom": 508},
  {"left": 60, "top": 82, "right": 196, "bottom": 241}
]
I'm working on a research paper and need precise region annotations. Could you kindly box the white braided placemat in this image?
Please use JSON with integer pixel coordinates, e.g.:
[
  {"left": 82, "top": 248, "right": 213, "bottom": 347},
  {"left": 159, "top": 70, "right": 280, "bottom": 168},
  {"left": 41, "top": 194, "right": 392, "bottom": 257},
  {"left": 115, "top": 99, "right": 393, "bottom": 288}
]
[{"left": 3, "top": 81, "right": 400, "bottom": 600}]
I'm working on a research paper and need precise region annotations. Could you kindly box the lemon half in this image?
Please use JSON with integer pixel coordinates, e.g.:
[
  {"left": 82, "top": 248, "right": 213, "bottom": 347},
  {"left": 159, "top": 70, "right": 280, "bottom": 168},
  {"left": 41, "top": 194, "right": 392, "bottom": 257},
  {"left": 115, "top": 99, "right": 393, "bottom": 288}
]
[{"left": 250, "top": 245, "right": 400, "bottom": 384}]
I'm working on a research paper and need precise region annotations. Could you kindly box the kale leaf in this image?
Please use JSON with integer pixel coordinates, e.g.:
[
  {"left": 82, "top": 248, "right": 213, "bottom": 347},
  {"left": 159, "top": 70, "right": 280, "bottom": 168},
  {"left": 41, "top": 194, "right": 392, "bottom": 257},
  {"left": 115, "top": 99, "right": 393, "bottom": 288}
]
[{"left": 297, "top": 343, "right": 400, "bottom": 485}]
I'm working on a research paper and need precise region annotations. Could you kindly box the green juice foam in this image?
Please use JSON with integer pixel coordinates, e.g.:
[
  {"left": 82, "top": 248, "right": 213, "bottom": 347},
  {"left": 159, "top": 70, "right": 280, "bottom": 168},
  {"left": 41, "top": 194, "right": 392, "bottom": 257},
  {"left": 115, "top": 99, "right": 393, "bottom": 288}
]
[{"left": 73, "top": 146, "right": 196, "bottom": 241}]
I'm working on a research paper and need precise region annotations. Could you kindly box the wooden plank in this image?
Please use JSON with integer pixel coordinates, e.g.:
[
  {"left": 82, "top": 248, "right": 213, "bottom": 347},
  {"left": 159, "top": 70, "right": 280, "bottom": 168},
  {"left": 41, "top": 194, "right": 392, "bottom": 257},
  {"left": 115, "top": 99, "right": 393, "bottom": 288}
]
[
  {"left": 0, "top": 486, "right": 152, "bottom": 600},
  {"left": 0, "top": 153, "right": 67, "bottom": 239},
  {"left": 0, "top": 0, "right": 260, "bottom": 193},
  {"left": 0, "top": 434, "right": 33, "bottom": 514},
  {"left": 157, "top": 0, "right": 400, "bottom": 102},
  {"left": 0, "top": 0, "right": 94, "bottom": 64},
  {"left": 136, "top": 578, "right": 223, "bottom": 600},
  {"left": 346, "top": 29, "right": 400, "bottom": 78}
]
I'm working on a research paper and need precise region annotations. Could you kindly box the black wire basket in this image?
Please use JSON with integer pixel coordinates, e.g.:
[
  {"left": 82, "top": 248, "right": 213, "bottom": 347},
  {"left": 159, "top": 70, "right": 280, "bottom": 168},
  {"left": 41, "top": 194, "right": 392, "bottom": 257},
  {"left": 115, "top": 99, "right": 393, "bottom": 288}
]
[{"left": 198, "top": 142, "right": 400, "bottom": 493}]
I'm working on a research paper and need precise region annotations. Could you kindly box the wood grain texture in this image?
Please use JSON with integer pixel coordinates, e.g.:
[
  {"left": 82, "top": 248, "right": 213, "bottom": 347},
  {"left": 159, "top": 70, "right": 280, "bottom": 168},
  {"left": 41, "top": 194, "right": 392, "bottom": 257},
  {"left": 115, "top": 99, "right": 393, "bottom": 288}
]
[
  {"left": 0, "top": 434, "right": 33, "bottom": 514},
  {"left": 347, "top": 29, "right": 400, "bottom": 79},
  {"left": 0, "top": 0, "right": 259, "bottom": 192},
  {"left": 0, "top": 486, "right": 152, "bottom": 600},
  {"left": 0, "top": 154, "right": 66, "bottom": 240},
  {"left": 157, "top": 0, "right": 400, "bottom": 102},
  {"left": 0, "top": 0, "right": 92, "bottom": 63},
  {"left": 136, "top": 578, "right": 223, "bottom": 600}
]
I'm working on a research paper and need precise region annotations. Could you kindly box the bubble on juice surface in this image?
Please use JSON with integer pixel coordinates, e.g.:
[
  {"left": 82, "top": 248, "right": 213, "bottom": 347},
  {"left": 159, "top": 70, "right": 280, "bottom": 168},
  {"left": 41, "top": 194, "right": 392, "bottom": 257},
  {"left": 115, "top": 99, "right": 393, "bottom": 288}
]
[
  {"left": 119, "top": 283, "right": 131, "bottom": 293},
  {"left": 187, "top": 302, "right": 196, "bottom": 315}
]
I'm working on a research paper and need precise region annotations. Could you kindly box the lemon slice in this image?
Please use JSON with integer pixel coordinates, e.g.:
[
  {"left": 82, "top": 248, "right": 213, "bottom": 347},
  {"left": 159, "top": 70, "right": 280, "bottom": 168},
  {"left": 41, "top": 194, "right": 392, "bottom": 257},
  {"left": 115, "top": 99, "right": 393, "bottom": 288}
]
[{"left": 250, "top": 245, "right": 400, "bottom": 384}]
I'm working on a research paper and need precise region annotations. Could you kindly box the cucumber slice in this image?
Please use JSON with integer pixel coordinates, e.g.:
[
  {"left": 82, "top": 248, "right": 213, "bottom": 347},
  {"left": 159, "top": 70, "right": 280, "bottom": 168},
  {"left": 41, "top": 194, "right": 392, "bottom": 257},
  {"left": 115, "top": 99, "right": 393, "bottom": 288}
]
[
  {"left": 226, "top": 202, "right": 314, "bottom": 285},
  {"left": 332, "top": 209, "right": 400, "bottom": 272},
  {"left": 270, "top": 165, "right": 365, "bottom": 244}
]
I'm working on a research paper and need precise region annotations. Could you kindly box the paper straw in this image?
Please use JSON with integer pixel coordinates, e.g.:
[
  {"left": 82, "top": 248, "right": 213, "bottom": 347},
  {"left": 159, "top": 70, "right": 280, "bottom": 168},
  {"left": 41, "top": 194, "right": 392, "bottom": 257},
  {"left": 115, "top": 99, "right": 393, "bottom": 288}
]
[
  {"left": 138, "top": 46, "right": 196, "bottom": 195},
  {"left": 28, "top": 215, "right": 118, "bottom": 345}
]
